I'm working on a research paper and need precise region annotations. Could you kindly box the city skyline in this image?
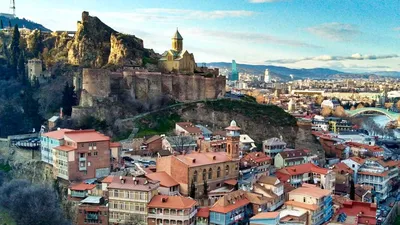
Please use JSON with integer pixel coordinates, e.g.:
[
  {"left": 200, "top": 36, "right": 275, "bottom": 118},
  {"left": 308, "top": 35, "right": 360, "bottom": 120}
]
[{"left": 0, "top": 0, "right": 399, "bottom": 72}]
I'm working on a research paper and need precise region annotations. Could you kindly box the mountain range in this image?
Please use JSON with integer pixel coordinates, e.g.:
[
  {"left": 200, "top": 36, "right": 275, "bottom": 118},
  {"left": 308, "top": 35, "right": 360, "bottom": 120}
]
[{"left": 204, "top": 62, "right": 400, "bottom": 80}]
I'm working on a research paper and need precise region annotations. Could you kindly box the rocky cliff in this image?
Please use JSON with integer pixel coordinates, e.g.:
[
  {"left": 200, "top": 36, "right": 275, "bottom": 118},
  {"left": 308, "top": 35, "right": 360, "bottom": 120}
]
[{"left": 116, "top": 99, "right": 299, "bottom": 146}]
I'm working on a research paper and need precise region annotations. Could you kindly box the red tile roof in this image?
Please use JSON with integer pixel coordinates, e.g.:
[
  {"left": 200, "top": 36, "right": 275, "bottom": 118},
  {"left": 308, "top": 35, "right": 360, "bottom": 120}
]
[
  {"left": 148, "top": 195, "right": 197, "bottom": 209},
  {"left": 242, "top": 152, "right": 271, "bottom": 163},
  {"left": 333, "top": 162, "right": 354, "bottom": 174},
  {"left": 145, "top": 171, "right": 179, "bottom": 187},
  {"left": 224, "top": 179, "right": 238, "bottom": 186},
  {"left": 349, "top": 157, "right": 366, "bottom": 165},
  {"left": 210, "top": 190, "right": 250, "bottom": 214},
  {"left": 175, "top": 152, "right": 236, "bottom": 167},
  {"left": 54, "top": 145, "right": 76, "bottom": 152},
  {"left": 42, "top": 129, "right": 73, "bottom": 140},
  {"left": 210, "top": 198, "right": 250, "bottom": 214},
  {"left": 64, "top": 130, "right": 110, "bottom": 143},
  {"left": 285, "top": 200, "right": 318, "bottom": 211},
  {"left": 251, "top": 212, "right": 280, "bottom": 219},
  {"left": 110, "top": 142, "right": 122, "bottom": 147},
  {"left": 101, "top": 175, "right": 114, "bottom": 183},
  {"left": 108, "top": 176, "right": 159, "bottom": 191},
  {"left": 69, "top": 183, "right": 96, "bottom": 191},
  {"left": 278, "top": 163, "right": 329, "bottom": 176},
  {"left": 335, "top": 201, "right": 376, "bottom": 225},
  {"left": 197, "top": 207, "right": 210, "bottom": 218}
]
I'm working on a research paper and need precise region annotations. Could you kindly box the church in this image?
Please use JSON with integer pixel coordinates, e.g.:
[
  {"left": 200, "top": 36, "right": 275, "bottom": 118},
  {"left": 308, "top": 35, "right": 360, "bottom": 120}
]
[{"left": 159, "top": 29, "right": 197, "bottom": 74}]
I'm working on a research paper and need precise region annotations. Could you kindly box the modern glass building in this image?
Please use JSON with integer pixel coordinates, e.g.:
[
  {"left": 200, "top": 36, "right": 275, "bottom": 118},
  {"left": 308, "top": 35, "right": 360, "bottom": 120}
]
[{"left": 230, "top": 60, "right": 239, "bottom": 81}]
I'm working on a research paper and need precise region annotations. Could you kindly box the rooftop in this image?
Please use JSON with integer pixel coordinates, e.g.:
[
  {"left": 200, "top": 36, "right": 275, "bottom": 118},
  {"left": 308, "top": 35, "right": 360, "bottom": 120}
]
[
  {"left": 257, "top": 175, "right": 280, "bottom": 185},
  {"left": 285, "top": 200, "right": 318, "bottom": 211},
  {"left": 242, "top": 152, "right": 271, "bottom": 163},
  {"left": 54, "top": 145, "right": 76, "bottom": 152},
  {"left": 174, "top": 151, "right": 236, "bottom": 167},
  {"left": 197, "top": 207, "right": 210, "bottom": 218},
  {"left": 64, "top": 129, "right": 110, "bottom": 143},
  {"left": 277, "top": 163, "right": 329, "bottom": 176},
  {"left": 289, "top": 185, "right": 331, "bottom": 198},
  {"left": 210, "top": 190, "right": 250, "bottom": 214},
  {"left": 69, "top": 182, "right": 97, "bottom": 191},
  {"left": 80, "top": 196, "right": 103, "bottom": 204},
  {"left": 108, "top": 176, "right": 159, "bottom": 191},
  {"left": 148, "top": 195, "right": 196, "bottom": 209},
  {"left": 279, "top": 149, "right": 308, "bottom": 159},
  {"left": 250, "top": 212, "right": 280, "bottom": 220},
  {"left": 145, "top": 171, "right": 179, "bottom": 188},
  {"left": 335, "top": 201, "right": 377, "bottom": 225},
  {"left": 42, "top": 128, "right": 73, "bottom": 140}
]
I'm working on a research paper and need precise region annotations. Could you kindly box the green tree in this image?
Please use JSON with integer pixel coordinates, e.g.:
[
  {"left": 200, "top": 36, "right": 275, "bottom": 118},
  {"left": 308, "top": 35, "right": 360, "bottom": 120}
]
[
  {"left": 190, "top": 179, "right": 196, "bottom": 199},
  {"left": 350, "top": 179, "right": 355, "bottom": 200},
  {"left": 10, "top": 24, "right": 20, "bottom": 70},
  {"left": 203, "top": 179, "right": 208, "bottom": 197},
  {"left": 0, "top": 103, "right": 24, "bottom": 137},
  {"left": 31, "top": 31, "right": 43, "bottom": 57},
  {"left": 17, "top": 52, "right": 26, "bottom": 84},
  {"left": 21, "top": 87, "right": 42, "bottom": 131},
  {"left": 0, "top": 20, "right": 3, "bottom": 29},
  {"left": 61, "top": 82, "right": 77, "bottom": 116}
]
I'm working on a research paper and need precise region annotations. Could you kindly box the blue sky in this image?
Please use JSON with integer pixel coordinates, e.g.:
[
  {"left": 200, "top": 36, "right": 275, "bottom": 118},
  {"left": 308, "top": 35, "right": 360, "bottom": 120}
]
[{"left": 1, "top": 0, "right": 399, "bottom": 72}]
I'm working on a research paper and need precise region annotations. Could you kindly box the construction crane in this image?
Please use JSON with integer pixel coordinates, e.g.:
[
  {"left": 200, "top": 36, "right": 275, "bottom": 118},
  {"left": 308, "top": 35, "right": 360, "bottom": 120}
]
[{"left": 10, "top": 0, "right": 15, "bottom": 16}]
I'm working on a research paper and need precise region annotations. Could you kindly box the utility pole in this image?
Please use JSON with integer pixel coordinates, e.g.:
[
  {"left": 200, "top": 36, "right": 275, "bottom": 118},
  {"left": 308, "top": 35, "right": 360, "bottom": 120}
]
[{"left": 10, "top": 0, "right": 16, "bottom": 17}]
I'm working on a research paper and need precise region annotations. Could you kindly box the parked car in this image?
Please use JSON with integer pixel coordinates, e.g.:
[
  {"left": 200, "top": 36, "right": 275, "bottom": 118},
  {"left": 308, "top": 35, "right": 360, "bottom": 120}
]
[{"left": 123, "top": 156, "right": 134, "bottom": 163}]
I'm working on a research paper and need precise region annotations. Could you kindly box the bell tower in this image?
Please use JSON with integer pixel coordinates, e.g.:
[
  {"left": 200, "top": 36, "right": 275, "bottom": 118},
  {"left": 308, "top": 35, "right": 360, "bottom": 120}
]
[
  {"left": 225, "top": 120, "right": 240, "bottom": 159},
  {"left": 172, "top": 28, "right": 183, "bottom": 52}
]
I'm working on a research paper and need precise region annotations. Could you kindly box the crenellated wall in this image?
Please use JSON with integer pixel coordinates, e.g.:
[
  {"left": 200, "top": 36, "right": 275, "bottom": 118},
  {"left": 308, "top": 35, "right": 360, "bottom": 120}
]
[{"left": 80, "top": 68, "right": 226, "bottom": 104}]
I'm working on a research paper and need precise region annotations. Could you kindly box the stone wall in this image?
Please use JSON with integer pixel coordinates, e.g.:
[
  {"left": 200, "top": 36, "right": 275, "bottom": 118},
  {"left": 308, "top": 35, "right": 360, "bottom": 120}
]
[{"left": 81, "top": 68, "right": 226, "bottom": 103}]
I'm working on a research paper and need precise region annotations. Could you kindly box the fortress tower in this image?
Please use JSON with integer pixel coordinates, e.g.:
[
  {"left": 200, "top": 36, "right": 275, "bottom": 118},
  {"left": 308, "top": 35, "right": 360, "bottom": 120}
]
[
  {"left": 225, "top": 120, "right": 241, "bottom": 159},
  {"left": 27, "top": 59, "right": 43, "bottom": 81},
  {"left": 172, "top": 28, "right": 183, "bottom": 52}
]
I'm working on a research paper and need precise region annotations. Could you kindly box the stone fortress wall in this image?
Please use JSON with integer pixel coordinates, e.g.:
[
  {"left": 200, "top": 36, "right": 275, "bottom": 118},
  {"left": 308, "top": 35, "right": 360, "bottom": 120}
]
[{"left": 78, "top": 68, "right": 226, "bottom": 105}]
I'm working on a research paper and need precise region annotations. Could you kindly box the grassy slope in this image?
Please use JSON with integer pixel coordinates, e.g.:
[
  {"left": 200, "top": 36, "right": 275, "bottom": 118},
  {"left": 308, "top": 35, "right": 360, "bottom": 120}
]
[
  {"left": 134, "top": 98, "right": 296, "bottom": 138},
  {"left": 0, "top": 210, "right": 16, "bottom": 225}
]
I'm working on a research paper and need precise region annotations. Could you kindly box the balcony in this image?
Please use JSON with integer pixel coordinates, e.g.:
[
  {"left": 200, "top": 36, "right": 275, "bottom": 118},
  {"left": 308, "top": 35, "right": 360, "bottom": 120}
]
[
  {"left": 71, "top": 191, "right": 87, "bottom": 198},
  {"left": 312, "top": 210, "right": 323, "bottom": 219},
  {"left": 79, "top": 157, "right": 86, "bottom": 162},
  {"left": 291, "top": 178, "right": 302, "bottom": 184},
  {"left": 79, "top": 166, "right": 87, "bottom": 171},
  {"left": 148, "top": 209, "right": 197, "bottom": 221}
]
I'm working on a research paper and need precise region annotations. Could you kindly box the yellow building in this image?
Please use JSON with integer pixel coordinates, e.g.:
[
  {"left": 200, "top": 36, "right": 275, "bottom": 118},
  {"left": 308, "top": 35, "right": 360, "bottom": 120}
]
[
  {"left": 108, "top": 176, "right": 160, "bottom": 224},
  {"left": 159, "top": 29, "right": 197, "bottom": 74}
]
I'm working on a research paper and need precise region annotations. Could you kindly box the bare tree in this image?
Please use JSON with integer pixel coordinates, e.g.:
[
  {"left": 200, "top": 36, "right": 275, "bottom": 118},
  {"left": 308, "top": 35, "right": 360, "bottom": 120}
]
[
  {"left": 333, "top": 106, "right": 346, "bottom": 117},
  {"left": 321, "top": 106, "right": 332, "bottom": 117},
  {"left": 167, "top": 135, "right": 196, "bottom": 153},
  {"left": 123, "top": 215, "right": 145, "bottom": 225}
]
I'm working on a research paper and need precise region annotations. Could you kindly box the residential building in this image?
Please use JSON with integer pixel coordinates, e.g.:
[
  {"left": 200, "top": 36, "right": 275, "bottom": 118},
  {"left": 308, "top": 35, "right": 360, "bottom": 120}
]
[
  {"left": 156, "top": 121, "right": 240, "bottom": 197},
  {"left": 108, "top": 176, "right": 159, "bottom": 223},
  {"left": 249, "top": 212, "right": 280, "bottom": 225},
  {"left": 278, "top": 209, "right": 308, "bottom": 225},
  {"left": 240, "top": 152, "right": 271, "bottom": 179},
  {"left": 196, "top": 125, "right": 213, "bottom": 140},
  {"left": 328, "top": 201, "right": 376, "bottom": 225},
  {"left": 198, "top": 139, "right": 226, "bottom": 153},
  {"left": 253, "top": 175, "right": 284, "bottom": 212},
  {"left": 68, "top": 182, "right": 97, "bottom": 201},
  {"left": 263, "top": 138, "right": 287, "bottom": 159},
  {"left": 285, "top": 184, "right": 333, "bottom": 225},
  {"left": 143, "top": 135, "right": 164, "bottom": 155},
  {"left": 341, "top": 157, "right": 365, "bottom": 182},
  {"left": 354, "top": 185, "right": 373, "bottom": 203},
  {"left": 147, "top": 195, "right": 197, "bottom": 225},
  {"left": 162, "top": 136, "right": 197, "bottom": 153},
  {"left": 347, "top": 142, "right": 384, "bottom": 157},
  {"left": 77, "top": 196, "right": 108, "bottom": 225},
  {"left": 42, "top": 129, "right": 111, "bottom": 181},
  {"left": 175, "top": 122, "right": 203, "bottom": 138},
  {"left": 331, "top": 162, "right": 353, "bottom": 196},
  {"left": 196, "top": 208, "right": 210, "bottom": 225},
  {"left": 276, "top": 163, "right": 335, "bottom": 191},
  {"left": 240, "top": 134, "right": 256, "bottom": 151},
  {"left": 110, "top": 142, "right": 122, "bottom": 170},
  {"left": 40, "top": 128, "right": 72, "bottom": 164},
  {"left": 209, "top": 190, "right": 252, "bottom": 225},
  {"left": 274, "top": 149, "right": 308, "bottom": 169},
  {"left": 145, "top": 171, "right": 180, "bottom": 196},
  {"left": 356, "top": 158, "right": 399, "bottom": 201}
]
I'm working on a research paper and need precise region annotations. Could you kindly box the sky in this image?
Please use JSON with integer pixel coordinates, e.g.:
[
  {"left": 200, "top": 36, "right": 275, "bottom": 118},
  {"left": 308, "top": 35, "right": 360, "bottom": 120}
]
[{"left": 1, "top": 0, "right": 400, "bottom": 72}]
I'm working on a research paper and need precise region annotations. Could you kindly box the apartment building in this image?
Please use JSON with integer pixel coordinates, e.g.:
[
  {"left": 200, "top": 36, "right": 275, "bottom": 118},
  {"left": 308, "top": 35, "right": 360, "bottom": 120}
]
[
  {"left": 145, "top": 171, "right": 180, "bottom": 196},
  {"left": 276, "top": 163, "right": 335, "bottom": 191},
  {"left": 285, "top": 184, "right": 333, "bottom": 225},
  {"left": 147, "top": 195, "right": 197, "bottom": 225},
  {"left": 249, "top": 212, "right": 280, "bottom": 225},
  {"left": 175, "top": 122, "right": 203, "bottom": 138},
  {"left": 77, "top": 196, "right": 109, "bottom": 225},
  {"left": 108, "top": 176, "right": 159, "bottom": 224},
  {"left": 262, "top": 138, "right": 287, "bottom": 158},
  {"left": 329, "top": 201, "right": 376, "bottom": 225},
  {"left": 41, "top": 129, "right": 111, "bottom": 181},
  {"left": 240, "top": 152, "right": 271, "bottom": 179}
]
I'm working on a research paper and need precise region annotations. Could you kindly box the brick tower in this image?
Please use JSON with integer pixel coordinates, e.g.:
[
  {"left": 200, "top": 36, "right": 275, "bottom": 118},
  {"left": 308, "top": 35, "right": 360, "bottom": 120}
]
[{"left": 225, "top": 120, "right": 241, "bottom": 159}]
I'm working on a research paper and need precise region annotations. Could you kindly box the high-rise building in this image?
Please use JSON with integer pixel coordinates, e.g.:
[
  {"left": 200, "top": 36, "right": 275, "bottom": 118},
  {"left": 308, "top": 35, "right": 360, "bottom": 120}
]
[
  {"left": 230, "top": 60, "right": 239, "bottom": 81},
  {"left": 264, "top": 69, "right": 271, "bottom": 83}
]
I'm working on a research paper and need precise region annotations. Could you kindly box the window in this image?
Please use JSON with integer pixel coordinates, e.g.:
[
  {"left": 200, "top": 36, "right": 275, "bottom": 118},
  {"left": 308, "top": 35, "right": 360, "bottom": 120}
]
[
  {"left": 225, "top": 165, "right": 229, "bottom": 175},
  {"left": 80, "top": 162, "right": 85, "bottom": 167},
  {"left": 88, "top": 162, "right": 91, "bottom": 167},
  {"left": 88, "top": 153, "right": 91, "bottom": 157},
  {"left": 202, "top": 169, "right": 206, "bottom": 181},
  {"left": 80, "top": 153, "right": 84, "bottom": 158},
  {"left": 208, "top": 168, "right": 213, "bottom": 179},
  {"left": 193, "top": 171, "right": 198, "bottom": 182},
  {"left": 81, "top": 143, "right": 84, "bottom": 147},
  {"left": 94, "top": 152, "right": 98, "bottom": 156},
  {"left": 217, "top": 167, "right": 221, "bottom": 178}
]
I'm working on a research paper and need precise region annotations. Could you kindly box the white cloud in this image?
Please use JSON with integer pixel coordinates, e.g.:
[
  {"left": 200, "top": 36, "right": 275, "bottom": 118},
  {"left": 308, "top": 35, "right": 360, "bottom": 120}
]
[
  {"left": 249, "top": 0, "right": 286, "bottom": 3},
  {"left": 187, "top": 28, "right": 320, "bottom": 48},
  {"left": 306, "top": 22, "right": 361, "bottom": 41},
  {"left": 265, "top": 53, "right": 399, "bottom": 64}
]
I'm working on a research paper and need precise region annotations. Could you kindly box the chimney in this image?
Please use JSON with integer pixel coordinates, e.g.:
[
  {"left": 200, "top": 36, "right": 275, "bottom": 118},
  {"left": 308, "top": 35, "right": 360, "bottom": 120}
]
[
  {"left": 161, "top": 197, "right": 168, "bottom": 203},
  {"left": 60, "top": 107, "right": 63, "bottom": 119},
  {"left": 192, "top": 159, "right": 196, "bottom": 163}
]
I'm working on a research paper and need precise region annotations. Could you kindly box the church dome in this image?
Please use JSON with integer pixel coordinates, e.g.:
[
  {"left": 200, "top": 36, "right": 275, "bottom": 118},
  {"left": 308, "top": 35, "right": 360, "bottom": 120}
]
[{"left": 230, "top": 120, "right": 237, "bottom": 127}]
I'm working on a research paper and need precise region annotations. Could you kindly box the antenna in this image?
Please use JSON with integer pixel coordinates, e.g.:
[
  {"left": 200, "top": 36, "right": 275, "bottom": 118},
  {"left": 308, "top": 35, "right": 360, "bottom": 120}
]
[{"left": 10, "top": 0, "right": 16, "bottom": 16}]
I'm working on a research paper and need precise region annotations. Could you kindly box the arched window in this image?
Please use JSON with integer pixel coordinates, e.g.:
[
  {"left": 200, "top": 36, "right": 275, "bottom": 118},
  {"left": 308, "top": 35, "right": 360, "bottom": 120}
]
[
  {"left": 228, "top": 144, "right": 231, "bottom": 154},
  {"left": 202, "top": 169, "right": 207, "bottom": 181},
  {"left": 193, "top": 170, "right": 198, "bottom": 183},
  {"left": 217, "top": 167, "right": 221, "bottom": 178},
  {"left": 225, "top": 165, "right": 229, "bottom": 175},
  {"left": 208, "top": 168, "right": 213, "bottom": 180}
]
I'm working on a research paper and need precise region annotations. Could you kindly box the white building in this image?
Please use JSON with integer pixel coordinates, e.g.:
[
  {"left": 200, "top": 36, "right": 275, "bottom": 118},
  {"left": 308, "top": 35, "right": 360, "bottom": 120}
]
[{"left": 264, "top": 69, "right": 271, "bottom": 83}]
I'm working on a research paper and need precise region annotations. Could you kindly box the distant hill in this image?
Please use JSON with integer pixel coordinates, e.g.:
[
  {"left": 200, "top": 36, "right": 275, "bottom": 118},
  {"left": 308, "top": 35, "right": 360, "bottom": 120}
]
[
  {"left": 0, "top": 14, "right": 51, "bottom": 31},
  {"left": 204, "top": 62, "right": 400, "bottom": 80}
]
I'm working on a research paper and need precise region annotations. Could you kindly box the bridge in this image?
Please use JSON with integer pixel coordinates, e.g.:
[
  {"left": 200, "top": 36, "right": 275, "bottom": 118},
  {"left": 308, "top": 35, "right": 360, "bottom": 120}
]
[{"left": 345, "top": 107, "right": 400, "bottom": 120}]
